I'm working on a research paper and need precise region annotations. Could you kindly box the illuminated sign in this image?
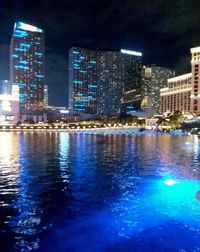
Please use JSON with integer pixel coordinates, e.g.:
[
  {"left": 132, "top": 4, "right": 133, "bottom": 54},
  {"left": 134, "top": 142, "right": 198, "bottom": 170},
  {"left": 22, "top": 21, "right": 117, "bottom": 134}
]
[
  {"left": 15, "top": 22, "right": 43, "bottom": 33},
  {"left": 120, "top": 49, "right": 142, "bottom": 57}
]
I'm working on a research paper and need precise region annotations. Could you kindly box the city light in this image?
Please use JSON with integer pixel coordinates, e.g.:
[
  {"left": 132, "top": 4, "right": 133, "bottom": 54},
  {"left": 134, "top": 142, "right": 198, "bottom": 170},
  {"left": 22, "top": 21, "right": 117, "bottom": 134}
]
[
  {"left": 15, "top": 22, "right": 43, "bottom": 33},
  {"left": 120, "top": 49, "right": 142, "bottom": 56}
]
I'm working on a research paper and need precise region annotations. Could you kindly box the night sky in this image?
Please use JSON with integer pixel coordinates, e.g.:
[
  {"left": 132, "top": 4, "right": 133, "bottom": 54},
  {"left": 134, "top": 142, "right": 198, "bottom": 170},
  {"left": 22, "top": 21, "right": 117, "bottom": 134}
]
[{"left": 1, "top": 0, "right": 200, "bottom": 106}]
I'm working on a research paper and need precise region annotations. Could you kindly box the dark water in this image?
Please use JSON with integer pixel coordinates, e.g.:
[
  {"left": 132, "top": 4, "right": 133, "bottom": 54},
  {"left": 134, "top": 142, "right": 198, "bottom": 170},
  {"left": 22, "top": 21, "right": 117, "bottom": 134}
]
[{"left": 0, "top": 131, "right": 200, "bottom": 252}]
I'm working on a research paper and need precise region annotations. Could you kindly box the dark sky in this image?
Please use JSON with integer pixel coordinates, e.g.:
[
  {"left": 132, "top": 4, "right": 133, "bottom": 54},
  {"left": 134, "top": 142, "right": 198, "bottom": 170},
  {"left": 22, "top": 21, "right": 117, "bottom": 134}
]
[{"left": 1, "top": 0, "right": 200, "bottom": 106}]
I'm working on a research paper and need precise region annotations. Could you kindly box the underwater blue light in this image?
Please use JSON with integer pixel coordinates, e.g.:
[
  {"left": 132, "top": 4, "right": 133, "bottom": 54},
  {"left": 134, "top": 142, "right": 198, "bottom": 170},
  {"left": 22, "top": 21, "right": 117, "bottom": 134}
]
[{"left": 164, "top": 179, "right": 181, "bottom": 186}]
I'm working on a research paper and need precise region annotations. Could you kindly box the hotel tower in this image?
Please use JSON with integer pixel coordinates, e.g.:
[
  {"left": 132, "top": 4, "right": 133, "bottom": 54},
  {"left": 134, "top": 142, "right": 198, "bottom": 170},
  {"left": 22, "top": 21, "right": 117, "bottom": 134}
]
[{"left": 10, "top": 22, "right": 45, "bottom": 118}]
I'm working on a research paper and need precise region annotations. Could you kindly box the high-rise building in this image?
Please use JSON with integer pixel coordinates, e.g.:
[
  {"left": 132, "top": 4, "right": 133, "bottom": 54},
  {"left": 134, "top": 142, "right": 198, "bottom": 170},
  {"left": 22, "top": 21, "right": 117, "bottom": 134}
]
[
  {"left": 69, "top": 47, "right": 98, "bottom": 114},
  {"left": 190, "top": 47, "right": 200, "bottom": 112},
  {"left": 120, "top": 49, "right": 142, "bottom": 114},
  {"left": 161, "top": 73, "right": 192, "bottom": 114},
  {"left": 97, "top": 51, "right": 124, "bottom": 115},
  {"left": 143, "top": 65, "right": 174, "bottom": 113},
  {"left": 69, "top": 47, "right": 143, "bottom": 116},
  {"left": 10, "top": 22, "right": 45, "bottom": 117},
  {"left": 160, "top": 46, "right": 200, "bottom": 114}
]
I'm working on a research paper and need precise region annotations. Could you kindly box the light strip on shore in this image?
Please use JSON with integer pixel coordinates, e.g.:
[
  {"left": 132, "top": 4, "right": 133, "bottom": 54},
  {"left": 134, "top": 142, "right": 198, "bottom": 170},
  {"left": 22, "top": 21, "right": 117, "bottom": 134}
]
[{"left": 120, "top": 49, "right": 142, "bottom": 57}]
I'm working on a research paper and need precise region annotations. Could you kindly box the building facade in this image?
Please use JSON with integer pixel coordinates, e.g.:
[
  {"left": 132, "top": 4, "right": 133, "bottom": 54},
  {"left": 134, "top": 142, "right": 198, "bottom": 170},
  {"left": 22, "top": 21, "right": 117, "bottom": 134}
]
[
  {"left": 142, "top": 65, "right": 174, "bottom": 113},
  {"left": 0, "top": 84, "right": 19, "bottom": 125},
  {"left": 69, "top": 47, "right": 143, "bottom": 116},
  {"left": 160, "top": 73, "right": 192, "bottom": 114},
  {"left": 120, "top": 49, "right": 142, "bottom": 114},
  {"left": 10, "top": 22, "right": 45, "bottom": 117},
  {"left": 161, "top": 46, "right": 200, "bottom": 114},
  {"left": 69, "top": 47, "right": 98, "bottom": 114}
]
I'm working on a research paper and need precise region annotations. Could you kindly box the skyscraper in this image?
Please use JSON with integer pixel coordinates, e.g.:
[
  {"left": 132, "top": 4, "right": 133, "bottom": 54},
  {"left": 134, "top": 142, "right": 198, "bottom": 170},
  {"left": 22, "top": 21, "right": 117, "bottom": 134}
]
[
  {"left": 143, "top": 65, "right": 174, "bottom": 113},
  {"left": 69, "top": 47, "right": 98, "bottom": 114},
  {"left": 120, "top": 49, "right": 142, "bottom": 114},
  {"left": 10, "top": 22, "right": 45, "bottom": 117},
  {"left": 69, "top": 47, "right": 143, "bottom": 116}
]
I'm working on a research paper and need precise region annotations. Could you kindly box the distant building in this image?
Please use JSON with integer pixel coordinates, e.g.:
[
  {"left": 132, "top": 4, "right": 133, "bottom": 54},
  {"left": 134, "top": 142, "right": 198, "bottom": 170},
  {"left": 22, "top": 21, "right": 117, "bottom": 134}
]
[
  {"left": 0, "top": 84, "right": 19, "bottom": 125},
  {"left": 44, "top": 85, "right": 48, "bottom": 108},
  {"left": 161, "top": 46, "right": 200, "bottom": 114},
  {"left": 161, "top": 73, "right": 192, "bottom": 114},
  {"left": 0, "top": 80, "right": 12, "bottom": 95},
  {"left": 190, "top": 47, "right": 200, "bottom": 112},
  {"left": 68, "top": 47, "right": 143, "bottom": 116},
  {"left": 120, "top": 49, "right": 142, "bottom": 115},
  {"left": 142, "top": 65, "right": 174, "bottom": 113},
  {"left": 10, "top": 22, "right": 45, "bottom": 118}
]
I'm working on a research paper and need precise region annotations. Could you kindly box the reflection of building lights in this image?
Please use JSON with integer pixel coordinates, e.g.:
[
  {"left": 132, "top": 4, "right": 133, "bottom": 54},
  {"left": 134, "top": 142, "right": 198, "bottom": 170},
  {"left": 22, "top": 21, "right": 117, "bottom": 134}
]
[{"left": 164, "top": 179, "right": 181, "bottom": 186}]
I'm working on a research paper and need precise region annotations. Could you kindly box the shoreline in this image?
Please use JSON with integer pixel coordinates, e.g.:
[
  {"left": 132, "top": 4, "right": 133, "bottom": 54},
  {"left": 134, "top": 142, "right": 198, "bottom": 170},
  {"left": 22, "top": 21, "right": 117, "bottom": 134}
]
[{"left": 0, "top": 127, "right": 188, "bottom": 135}]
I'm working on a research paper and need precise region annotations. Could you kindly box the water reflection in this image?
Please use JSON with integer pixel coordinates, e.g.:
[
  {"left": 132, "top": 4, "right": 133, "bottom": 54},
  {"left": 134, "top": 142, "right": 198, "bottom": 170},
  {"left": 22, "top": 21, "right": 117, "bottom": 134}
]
[{"left": 0, "top": 132, "right": 200, "bottom": 251}]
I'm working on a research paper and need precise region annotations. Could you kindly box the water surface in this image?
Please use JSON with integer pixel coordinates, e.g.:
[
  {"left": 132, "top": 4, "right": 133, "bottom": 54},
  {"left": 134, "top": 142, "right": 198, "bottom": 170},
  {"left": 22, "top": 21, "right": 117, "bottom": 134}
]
[{"left": 0, "top": 132, "right": 200, "bottom": 251}]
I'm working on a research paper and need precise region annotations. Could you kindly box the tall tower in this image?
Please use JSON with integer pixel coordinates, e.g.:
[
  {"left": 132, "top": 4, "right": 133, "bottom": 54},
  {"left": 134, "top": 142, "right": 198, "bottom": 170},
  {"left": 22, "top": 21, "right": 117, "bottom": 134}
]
[
  {"left": 190, "top": 47, "right": 200, "bottom": 112},
  {"left": 68, "top": 47, "right": 98, "bottom": 114},
  {"left": 10, "top": 22, "right": 45, "bottom": 117},
  {"left": 68, "top": 47, "right": 143, "bottom": 116},
  {"left": 120, "top": 49, "right": 142, "bottom": 114}
]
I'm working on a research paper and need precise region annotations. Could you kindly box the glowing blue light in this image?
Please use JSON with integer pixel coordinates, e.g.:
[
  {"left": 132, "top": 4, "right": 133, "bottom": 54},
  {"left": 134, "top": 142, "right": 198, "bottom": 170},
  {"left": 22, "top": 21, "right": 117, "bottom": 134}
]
[
  {"left": 35, "top": 42, "right": 40, "bottom": 45},
  {"left": 75, "top": 108, "right": 85, "bottom": 111},
  {"left": 80, "top": 70, "right": 86, "bottom": 73},
  {"left": 16, "top": 82, "right": 26, "bottom": 87},
  {"left": 89, "top": 85, "right": 97, "bottom": 88},
  {"left": 73, "top": 64, "right": 79, "bottom": 67},
  {"left": 73, "top": 51, "right": 80, "bottom": 54},
  {"left": 14, "top": 65, "right": 29, "bottom": 70},
  {"left": 164, "top": 179, "right": 181, "bottom": 186},
  {"left": 73, "top": 80, "right": 82, "bottom": 84},
  {"left": 19, "top": 60, "right": 29, "bottom": 64},
  {"left": 20, "top": 43, "right": 30, "bottom": 47},
  {"left": 90, "top": 60, "right": 96, "bottom": 64},
  {"left": 35, "top": 74, "right": 44, "bottom": 78},
  {"left": 12, "top": 54, "right": 19, "bottom": 58},
  {"left": 73, "top": 60, "right": 81, "bottom": 62},
  {"left": 36, "top": 61, "right": 43, "bottom": 64},
  {"left": 80, "top": 56, "right": 85, "bottom": 59},
  {"left": 35, "top": 52, "right": 43, "bottom": 56},
  {"left": 15, "top": 22, "right": 43, "bottom": 33},
  {"left": 15, "top": 48, "right": 27, "bottom": 52}
]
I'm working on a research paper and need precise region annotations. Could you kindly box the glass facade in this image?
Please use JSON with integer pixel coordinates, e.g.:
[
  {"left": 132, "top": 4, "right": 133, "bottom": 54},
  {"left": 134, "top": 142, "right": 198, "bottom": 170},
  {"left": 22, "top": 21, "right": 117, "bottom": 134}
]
[
  {"left": 143, "top": 65, "right": 174, "bottom": 113},
  {"left": 69, "top": 47, "right": 98, "bottom": 114},
  {"left": 69, "top": 47, "right": 143, "bottom": 116},
  {"left": 10, "top": 22, "right": 45, "bottom": 115}
]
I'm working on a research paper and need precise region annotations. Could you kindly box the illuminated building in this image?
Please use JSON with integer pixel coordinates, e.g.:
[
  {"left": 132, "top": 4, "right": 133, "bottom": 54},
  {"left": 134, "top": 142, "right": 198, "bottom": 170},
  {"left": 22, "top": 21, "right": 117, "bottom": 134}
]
[
  {"left": 69, "top": 47, "right": 143, "bottom": 116},
  {"left": 69, "top": 47, "right": 98, "bottom": 114},
  {"left": 120, "top": 49, "right": 142, "bottom": 114},
  {"left": 0, "top": 84, "right": 19, "bottom": 125},
  {"left": 161, "top": 46, "right": 200, "bottom": 114},
  {"left": 98, "top": 51, "right": 123, "bottom": 115},
  {"left": 160, "top": 73, "right": 192, "bottom": 114},
  {"left": 190, "top": 47, "right": 200, "bottom": 112},
  {"left": 10, "top": 22, "right": 45, "bottom": 118},
  {"left": 142, "top": 65, "right": 174, "bottom": 113},
  {"left": 44, "top": 85, "right": 48, "bottom": 108}
]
